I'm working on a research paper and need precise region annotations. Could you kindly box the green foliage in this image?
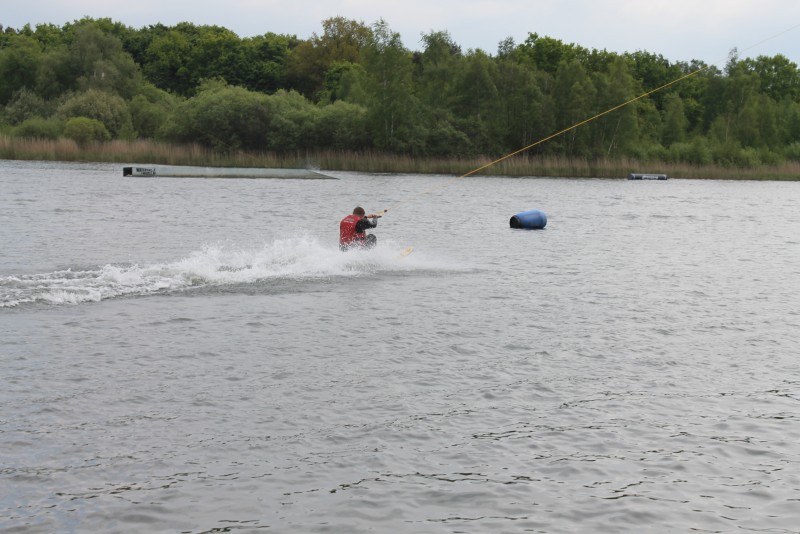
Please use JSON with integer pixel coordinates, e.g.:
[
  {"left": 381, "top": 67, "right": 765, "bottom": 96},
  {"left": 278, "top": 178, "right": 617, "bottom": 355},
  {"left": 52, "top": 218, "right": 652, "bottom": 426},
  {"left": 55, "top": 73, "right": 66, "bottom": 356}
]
[
  {"left": 142, "top": 28, "right": 195, "bottom": 95},
  {"left": 4, "top": 88, "right": 54, "bottom": 125},
  {"left": 13, "top": 116, "right": 63, "bottom": 139},
  {"left": 784, "top": 142, "right": 800, "bottom": 161},
  {"left": 736, "top": 54, "right": 800, "bottom": 102},
  {"left": 264, "top": 89, "right": 317, "bottom": 150},
  {"left": 1, "top": 16, "right": 799, "bottom": 168},
  {"left": 318, "top": 61, "right": 364, "bottom": 104},
  {"left": 69, "top": 24, "right": 142, "bottom": 98},
  {"left": 666, "top": 137, "right": 712, "bottom": 165},
  {"left": 519, "top": 33, "right": 586, "bottom": 74},
  {"left": 0, "top": 35, "right": 43, "bottom": 104},
  {"left": 160, "top": 82, "right": 272, "bottom": 150},
  {"left": 63, "top": 116, "right": 111, "bottom": 144},
  {"left": 58, "top": 89, "right": 133, "bottom": 138},
  {"left": 238, "top": 33, "right": 297, "bottom": 93},
  {"left": 553, "top": 59, "right": 596, "bottom": 157},
  {"left": 592, "top": 58, "right": 639, "bottom": 157},
  {"left": 662, "top": 93, "right": 688, "bottom": 146},
  {"left": 361, "top": 19, "right": 416, "bottom": 151},
  {"left": 286, "top": 17, "right": 372, "bottom": 99},
  {"left": 313, "top": 100, "right": 370, "bottom": 149},
  {"left": 129, "top": 84, "right": 178, "bottom": 138}
]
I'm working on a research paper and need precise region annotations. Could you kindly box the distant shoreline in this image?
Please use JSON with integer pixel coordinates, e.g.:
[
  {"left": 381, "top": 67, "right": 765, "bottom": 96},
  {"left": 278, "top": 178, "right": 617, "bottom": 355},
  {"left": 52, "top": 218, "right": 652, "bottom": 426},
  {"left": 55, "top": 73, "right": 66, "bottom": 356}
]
[{"left": 2, "top": 136, "right": 799, "bottom": 181}]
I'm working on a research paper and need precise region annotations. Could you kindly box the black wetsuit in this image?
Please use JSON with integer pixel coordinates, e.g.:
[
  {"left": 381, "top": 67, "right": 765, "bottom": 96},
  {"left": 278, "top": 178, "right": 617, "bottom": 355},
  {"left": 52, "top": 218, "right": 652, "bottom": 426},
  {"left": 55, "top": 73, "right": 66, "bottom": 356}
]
[
  {"left": 342, "top": 217, "right": 377, "bottom": 250},
  {"left": 355, "top": 217, "right": 378, "bottom": 234}
]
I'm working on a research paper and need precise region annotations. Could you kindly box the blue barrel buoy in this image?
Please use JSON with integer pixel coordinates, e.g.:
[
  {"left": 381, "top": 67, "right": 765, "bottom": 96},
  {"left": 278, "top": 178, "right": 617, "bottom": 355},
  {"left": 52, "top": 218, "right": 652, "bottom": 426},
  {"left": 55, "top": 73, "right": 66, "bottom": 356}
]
[{"left": 510, "top": 209, "right": 547, "bottom": 229}]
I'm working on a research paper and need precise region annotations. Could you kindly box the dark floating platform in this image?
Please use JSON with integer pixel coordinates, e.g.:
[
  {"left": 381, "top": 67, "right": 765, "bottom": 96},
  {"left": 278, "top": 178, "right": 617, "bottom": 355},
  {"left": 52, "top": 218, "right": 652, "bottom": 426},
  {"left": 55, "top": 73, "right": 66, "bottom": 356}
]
[
  {"left": 123, "top": 165, "right": 335, "bottom": 179},
  {"left": 628, "top": 172, "right": 668, "bottom": 180}
]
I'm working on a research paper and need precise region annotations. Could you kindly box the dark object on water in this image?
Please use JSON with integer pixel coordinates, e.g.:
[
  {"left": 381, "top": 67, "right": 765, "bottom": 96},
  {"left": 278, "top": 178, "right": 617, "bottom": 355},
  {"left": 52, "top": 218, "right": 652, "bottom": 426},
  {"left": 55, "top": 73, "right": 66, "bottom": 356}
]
[
  {"left": 510, "top": 209, "right": 547, "bottom": 229},
  {"left": 122, "top": 165, "right": 335, "bottom": 179},
  {"left": 628, "top": 173, "right": 668, "bottom": 180}
]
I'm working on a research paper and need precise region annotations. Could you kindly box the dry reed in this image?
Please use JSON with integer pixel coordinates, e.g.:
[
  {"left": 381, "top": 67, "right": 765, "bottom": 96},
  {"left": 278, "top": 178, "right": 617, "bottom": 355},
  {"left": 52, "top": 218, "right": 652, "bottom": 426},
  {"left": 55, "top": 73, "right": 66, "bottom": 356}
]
[{"left": 1, "top": 136, "right": 799, "bottom": 180}]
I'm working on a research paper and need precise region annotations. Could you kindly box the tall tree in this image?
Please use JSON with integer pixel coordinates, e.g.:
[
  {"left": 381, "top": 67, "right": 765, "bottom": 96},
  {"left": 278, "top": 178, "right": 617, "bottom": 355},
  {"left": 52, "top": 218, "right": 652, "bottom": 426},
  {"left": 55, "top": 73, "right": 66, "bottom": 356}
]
[
  {"left": 285, "top": 17, "right": 371, "bottom": 99},
  {"left": 0, "top": 35, "right": 42, "bottom": 104},
  {"left": 415, "top": 30, "right": 461, "bottom": 109},
  {"left": 590, "top": 58, "right": 639, "bottom": 157},
  {"left": 142, "top": 28, "right": 194, "bottom": 95},
  {"left": 661, "top": 92, "right": 688, "bottom": 147},
  {"left": 495, "top": 43, "right": 549, "bottom": 152},
  {"left": 68, "top": 24, "right": 141, "bottom": 98},
  {"left": 553, "top": 59, "right": 596, "bottom": 156},
  {"left": 737, "top": 54, "right": 800, "bottom": 103},
  {"left": 361, "top": 19, "right": 415, "bottom": 151},
  {"left": 450, "top": 50, "right": 501, "bottom": 154}
]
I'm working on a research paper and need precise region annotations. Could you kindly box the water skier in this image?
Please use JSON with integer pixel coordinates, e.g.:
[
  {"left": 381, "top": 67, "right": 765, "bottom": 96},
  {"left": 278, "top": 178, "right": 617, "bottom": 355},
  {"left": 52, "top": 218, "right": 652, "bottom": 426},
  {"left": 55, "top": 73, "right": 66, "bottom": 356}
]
[{"left": 339, "top": 206, "right": 382, "bottom": 251}]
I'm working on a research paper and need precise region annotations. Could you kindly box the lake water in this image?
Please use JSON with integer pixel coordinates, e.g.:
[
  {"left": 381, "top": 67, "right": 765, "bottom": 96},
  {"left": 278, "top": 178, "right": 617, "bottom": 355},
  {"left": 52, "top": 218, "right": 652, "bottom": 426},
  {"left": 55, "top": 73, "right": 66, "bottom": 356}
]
[{"left": 1, "top": 159, "right": 799, "bottom": 533}]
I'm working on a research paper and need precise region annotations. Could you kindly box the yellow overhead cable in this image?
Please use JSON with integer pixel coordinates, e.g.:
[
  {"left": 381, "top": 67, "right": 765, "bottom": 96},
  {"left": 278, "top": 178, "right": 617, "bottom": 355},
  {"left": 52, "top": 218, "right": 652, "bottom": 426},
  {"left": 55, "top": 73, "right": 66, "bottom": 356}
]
[
  {"left": 380, "top": 67, "right": 710, "bottom": 213},
  {"left": 381, "top": 22, "right": 800, "bottom": 214}
]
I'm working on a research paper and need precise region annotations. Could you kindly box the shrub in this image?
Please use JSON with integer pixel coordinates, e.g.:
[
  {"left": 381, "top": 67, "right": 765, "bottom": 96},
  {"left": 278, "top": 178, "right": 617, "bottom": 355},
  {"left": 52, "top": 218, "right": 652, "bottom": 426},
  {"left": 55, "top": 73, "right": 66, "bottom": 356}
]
[
  {"left": 4, "top": 88, "right": 53, "bottom": 125},
  {"left": 160, "top": 83, "right": 271, "bottom": 151},
  {"left": 129, "top": 83, "right": 179, "bottom": 139},
  {"left": 63, "top": 117, "right": 111, "bottom": 145},
  {"left": 58, "top": 89, "right": 133, "bottom": 138},
  {"left": 313, "top": 101, "right": 370, "bottom": 150},
  {"left": 13, "top": 116, "right": 63, "bottom": 139},
  {"left": 684, "top": 137, "right": 712, "bottom": 166},
  {"left": 784, "top": 142, "right": 800, "bottom": 162}
]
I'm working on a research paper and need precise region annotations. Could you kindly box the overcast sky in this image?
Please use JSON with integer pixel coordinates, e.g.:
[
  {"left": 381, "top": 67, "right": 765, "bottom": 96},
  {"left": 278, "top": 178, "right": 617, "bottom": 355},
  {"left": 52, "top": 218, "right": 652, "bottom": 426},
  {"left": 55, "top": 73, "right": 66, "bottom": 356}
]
[{"left": 3, "top": 0, "right": 799, "bottom": 66}]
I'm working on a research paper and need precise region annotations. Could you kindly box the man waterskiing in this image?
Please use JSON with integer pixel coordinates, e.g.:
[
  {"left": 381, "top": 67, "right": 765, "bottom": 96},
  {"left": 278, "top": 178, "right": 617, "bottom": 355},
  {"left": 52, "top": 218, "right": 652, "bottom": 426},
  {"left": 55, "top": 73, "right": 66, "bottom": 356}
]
[{"left": 339, "top": 207, "right": 383, "bottom": 251}]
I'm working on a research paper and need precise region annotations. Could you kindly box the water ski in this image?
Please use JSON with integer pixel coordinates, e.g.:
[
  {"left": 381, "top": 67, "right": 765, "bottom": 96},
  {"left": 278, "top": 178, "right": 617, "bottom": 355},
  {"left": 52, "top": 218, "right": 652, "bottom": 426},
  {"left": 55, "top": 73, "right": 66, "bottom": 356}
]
[{"left": 399, "top": 246, "right": 414, "bottom": 258}]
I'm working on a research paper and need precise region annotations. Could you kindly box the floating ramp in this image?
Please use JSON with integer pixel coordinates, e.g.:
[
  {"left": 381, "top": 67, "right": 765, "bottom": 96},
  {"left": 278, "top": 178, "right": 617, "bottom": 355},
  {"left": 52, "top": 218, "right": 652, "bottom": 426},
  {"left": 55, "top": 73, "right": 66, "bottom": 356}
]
[
  {"left": 123, "top": 165, "right": 335, "bottom": 179},
  {"left": 628, "top": 172, "right": 668, "bottom": 180}
]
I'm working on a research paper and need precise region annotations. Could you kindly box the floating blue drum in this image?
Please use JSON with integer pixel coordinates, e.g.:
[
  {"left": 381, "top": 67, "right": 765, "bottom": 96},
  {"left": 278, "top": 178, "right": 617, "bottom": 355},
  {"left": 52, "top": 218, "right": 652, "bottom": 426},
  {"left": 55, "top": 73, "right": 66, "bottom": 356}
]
[{"left": 510, "top": 209, "right": 547, "bottom": 229}]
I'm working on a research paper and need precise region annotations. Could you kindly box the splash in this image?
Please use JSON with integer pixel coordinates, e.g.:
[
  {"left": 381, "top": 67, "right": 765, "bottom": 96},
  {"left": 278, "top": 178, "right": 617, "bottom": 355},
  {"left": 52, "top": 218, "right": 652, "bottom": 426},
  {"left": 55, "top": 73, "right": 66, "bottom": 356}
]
[{"left": 0, "top": 237, "right": 432, "bottom": 308}]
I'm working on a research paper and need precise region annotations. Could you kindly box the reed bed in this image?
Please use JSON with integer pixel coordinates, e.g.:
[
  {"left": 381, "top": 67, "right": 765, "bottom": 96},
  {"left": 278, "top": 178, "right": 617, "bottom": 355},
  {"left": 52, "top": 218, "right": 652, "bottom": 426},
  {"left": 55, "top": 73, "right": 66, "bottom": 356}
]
[{"left": 2, "top": 136, "right": 799, "bottom": 180}]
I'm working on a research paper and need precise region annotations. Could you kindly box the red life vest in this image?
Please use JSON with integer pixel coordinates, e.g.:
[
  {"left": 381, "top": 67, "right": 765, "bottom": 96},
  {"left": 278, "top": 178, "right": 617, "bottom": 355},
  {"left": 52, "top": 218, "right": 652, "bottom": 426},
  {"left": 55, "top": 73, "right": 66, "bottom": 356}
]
[{"left": 340, "top": 214, "right": 366, "bottom": 246}]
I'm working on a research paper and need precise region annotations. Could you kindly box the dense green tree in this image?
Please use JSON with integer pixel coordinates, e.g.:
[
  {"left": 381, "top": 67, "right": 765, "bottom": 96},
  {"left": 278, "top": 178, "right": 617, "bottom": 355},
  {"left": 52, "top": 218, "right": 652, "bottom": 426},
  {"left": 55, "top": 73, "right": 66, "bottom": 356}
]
[
  {"left": 142, "top": 27, "right": 196, "bottom": 95},
  {"left": 3, "top": 88, "right": 54, "bottom": 125},
  {"left": 661, "top": 92, "right": 688, "bottom": 146},
  {"left": 191, "top": 26, "right": 247, "bottom": 87},
  {"left": 2, "top": 17, "right": 800, "bottom": 167},
  {"left": 313, "top": 100, "right": 370, "bottom": 149},
  {"left": 238, "top": 33, "right": 298, "bottom": 93},
  {"left": 63, "top": 116, "right": 111, "bottom": 144},
  {"left": 519, "top": 33, "right": 586, "bottom": 74},
  {"left": 450, "top": 49, "right": 501, "bottom": 154},
  {"left": 494, "top": 47, "right": 552, "bottom": 152},
  {"left": 0, "top": 35, "right": 42, "bottom": 104},
  {"left": 263, "top": 89, "right": 319, "bottom": 150},
  {"left": 415, "top": 30, "right": 461, "bottom": 109},
  {"left": 625, "top": 51, "right": 684, "bottom": 109},
  {"left": 57, "top": 89, "right": 133, "bottom": 138},
  {"left": 160, "top": 81, "right": 272, "bottom": 150},
  {"left": 129, "top": 83, "right": 178, "bottom": 138},
  {"left": 591, "top": 58, "right": 640, "bottom": 157},
  {"left": 318, "top": 61, "right": 365, "bottom": 104},
  {"left": 361, "top": 19, "right": 416, "bottom": 151},
  {"left": 68, "top": 24, "right": 141, "bottom": 98},
  {"left": 285, "top": 17, "right": 372, "bottom": 99},
  {"left": 12, "top": 116, "right": 63, "bottom": 139},
  {"left": 736, "top": 54, "right": 800, "bottom": 103},
  {"left": 734, "top": 93, "right": 779, "bottom": 148},
  {"left": 782, "top": 100, "right": 800, "bottom": 144},
  {"left": 553, "top": 59, "right": 596, "bottom": 156}
]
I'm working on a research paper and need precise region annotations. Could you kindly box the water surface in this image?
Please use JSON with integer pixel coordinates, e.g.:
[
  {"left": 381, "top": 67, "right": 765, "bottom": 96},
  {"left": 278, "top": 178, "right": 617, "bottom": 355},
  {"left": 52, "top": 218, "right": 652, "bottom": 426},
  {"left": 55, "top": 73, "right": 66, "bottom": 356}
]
[{"left": 2, "top": 160, "right": 799, "bottom": 533}]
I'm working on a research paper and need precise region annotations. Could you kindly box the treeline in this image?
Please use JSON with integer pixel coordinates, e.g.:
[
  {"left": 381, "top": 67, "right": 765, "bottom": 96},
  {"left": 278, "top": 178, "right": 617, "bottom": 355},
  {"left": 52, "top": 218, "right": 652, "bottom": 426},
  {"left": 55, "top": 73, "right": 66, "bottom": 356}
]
[{"left": 1, "top": 16, "right": 800, "bottom": 167}]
